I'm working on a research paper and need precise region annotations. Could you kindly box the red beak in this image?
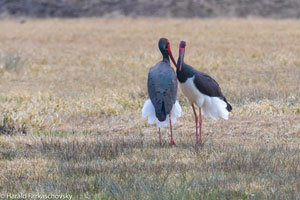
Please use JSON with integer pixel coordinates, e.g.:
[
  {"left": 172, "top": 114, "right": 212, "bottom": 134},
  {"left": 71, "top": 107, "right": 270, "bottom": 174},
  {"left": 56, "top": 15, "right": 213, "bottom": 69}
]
[{"left": 166, "top": 41, "right": 177, "bottom": 67}]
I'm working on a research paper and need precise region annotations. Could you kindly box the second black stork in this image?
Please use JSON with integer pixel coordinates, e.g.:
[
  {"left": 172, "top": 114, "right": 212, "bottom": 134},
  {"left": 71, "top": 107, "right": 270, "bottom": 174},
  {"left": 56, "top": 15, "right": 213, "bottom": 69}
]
[
  {"left": 176, "top": 41, "right": 232, "bottom": 144},
  {"left": 142, "top": 38, "right": 182, "bottom": 145}
]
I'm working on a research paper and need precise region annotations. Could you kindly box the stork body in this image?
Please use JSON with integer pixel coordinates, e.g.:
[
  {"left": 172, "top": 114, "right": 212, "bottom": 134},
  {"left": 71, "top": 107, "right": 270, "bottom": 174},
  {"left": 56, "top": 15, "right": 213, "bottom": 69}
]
[
  {"left": 176, "top": 41, "right": 232, "bottom": 144},
  {"left": 142, "top": 38, "right": 181, "bottom": 145}
]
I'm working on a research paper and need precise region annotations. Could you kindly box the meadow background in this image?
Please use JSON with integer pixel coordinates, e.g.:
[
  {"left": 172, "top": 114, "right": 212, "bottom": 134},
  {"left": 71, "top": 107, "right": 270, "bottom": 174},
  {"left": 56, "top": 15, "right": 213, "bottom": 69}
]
[{"left": 0, "top": 4, "right": 300, "bottom": 200}]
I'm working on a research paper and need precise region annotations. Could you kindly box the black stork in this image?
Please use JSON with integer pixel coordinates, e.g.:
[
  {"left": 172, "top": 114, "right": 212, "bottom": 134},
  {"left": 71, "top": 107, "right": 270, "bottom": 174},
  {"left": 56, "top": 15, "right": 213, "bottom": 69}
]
[
  {"left": 142, "top": 38, "right": 182, "bottom": 145},
  {"left": 176, "top": 41, "right": 232, "bottom": 144}
]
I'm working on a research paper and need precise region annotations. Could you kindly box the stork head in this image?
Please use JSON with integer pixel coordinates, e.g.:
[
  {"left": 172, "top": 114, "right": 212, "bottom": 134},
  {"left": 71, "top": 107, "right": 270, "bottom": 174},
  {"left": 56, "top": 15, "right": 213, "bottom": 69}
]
[
  {"left": 158, "top": 38, "right": 177, "bottom": 67},
  {"left": 178, "top": 40, "right": 186, "bottom": 71}
]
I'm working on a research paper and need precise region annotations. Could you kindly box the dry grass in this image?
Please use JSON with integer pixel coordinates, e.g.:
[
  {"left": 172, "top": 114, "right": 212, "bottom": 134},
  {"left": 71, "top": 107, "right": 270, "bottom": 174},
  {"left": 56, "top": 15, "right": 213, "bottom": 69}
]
[{"left": 0, "top": 18, "right": 299, "bottom": 199}]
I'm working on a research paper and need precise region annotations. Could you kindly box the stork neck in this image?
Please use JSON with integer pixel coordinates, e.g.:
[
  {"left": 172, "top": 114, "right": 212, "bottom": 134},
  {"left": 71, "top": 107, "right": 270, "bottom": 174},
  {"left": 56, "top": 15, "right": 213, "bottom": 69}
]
[
  {"left": 161, "top": 50, "right": 170, "bottom": 62},
  {"left": 177, "top": 54, "right": 184, "bottom": 71}
]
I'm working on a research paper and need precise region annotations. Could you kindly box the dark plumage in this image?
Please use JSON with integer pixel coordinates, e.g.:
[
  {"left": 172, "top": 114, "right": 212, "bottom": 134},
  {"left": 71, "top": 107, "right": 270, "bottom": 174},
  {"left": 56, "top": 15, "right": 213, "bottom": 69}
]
[{"left": 148, "top": 60, "right": 177, "bottom": 121}]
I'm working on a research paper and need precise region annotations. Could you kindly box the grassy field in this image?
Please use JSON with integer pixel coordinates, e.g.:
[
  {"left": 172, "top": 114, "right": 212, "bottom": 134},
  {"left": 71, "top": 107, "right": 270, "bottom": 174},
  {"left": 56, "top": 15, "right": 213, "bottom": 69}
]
[{"left": 0, "top": 18, "right": 299, "bottom": 199}]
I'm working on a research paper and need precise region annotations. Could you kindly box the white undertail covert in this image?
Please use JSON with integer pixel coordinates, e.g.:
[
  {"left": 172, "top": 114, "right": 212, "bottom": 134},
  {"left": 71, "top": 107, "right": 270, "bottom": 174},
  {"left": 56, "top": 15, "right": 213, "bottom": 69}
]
[{"left": 142, "top": 99, "right": 182, "bottom": 128}]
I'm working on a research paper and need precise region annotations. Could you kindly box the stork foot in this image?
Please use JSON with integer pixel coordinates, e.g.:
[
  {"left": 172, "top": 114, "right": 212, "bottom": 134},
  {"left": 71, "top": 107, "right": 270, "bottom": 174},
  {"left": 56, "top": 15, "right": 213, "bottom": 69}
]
[{"left": 198, "top": 140, "right": 204, "bottom": 147}]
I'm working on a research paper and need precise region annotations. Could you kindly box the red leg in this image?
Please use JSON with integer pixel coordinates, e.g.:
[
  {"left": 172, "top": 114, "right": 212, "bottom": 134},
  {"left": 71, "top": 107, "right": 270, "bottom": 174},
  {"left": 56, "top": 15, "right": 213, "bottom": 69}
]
[
  {"left": 192, "top": 104, "right": 199, "bottom": 144},
  {"left": 199, "top": 107, "right": 202, "bottom": 143},
  {"left": 169, "top": 114, "right": 176, "bottom": 145},
  {"left": 158, "top": 128, "right": 162, "bottom": 145}
]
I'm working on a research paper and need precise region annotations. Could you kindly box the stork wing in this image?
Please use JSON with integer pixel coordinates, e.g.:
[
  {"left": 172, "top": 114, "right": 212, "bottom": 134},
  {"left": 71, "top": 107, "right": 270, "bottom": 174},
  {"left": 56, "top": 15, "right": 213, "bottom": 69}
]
[{"left": 193, "top": 71, "right": 224, "bottom": 97}]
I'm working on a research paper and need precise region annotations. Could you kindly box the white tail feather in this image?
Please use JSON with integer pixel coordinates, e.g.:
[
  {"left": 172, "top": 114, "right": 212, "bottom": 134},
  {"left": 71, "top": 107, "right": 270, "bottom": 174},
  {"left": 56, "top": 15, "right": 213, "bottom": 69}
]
[
  {"left": 202, "top": 96, "right": 229, "bottom": 120},
  {"left": 142, "top": 99, "right": 182, "bottom": 128}
]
